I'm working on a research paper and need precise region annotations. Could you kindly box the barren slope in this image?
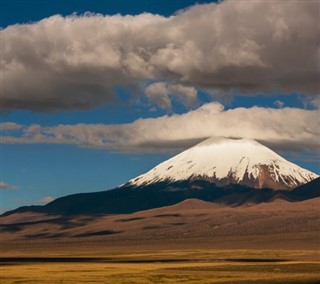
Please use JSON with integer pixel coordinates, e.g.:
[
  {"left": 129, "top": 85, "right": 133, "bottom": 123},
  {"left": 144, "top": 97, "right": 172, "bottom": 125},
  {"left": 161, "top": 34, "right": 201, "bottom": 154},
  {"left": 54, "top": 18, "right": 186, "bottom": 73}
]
[{"left": 1, "top": 197, "right": 319, "bottom": 244}]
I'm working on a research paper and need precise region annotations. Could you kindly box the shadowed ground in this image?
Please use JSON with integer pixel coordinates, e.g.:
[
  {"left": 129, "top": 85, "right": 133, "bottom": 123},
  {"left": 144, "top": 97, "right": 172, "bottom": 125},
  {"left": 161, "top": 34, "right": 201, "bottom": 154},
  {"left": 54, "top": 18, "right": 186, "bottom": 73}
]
[{"left": 1, "top": 197, "right": 319, "bottom": 243}]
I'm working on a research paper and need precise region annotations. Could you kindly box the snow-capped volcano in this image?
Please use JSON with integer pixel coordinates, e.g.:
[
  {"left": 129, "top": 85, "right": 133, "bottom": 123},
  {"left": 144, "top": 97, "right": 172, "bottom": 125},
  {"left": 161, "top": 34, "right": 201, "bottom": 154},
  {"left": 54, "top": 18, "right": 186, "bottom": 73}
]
[{"left": 128, "top": 138, "right": 318, "bottom": 190}]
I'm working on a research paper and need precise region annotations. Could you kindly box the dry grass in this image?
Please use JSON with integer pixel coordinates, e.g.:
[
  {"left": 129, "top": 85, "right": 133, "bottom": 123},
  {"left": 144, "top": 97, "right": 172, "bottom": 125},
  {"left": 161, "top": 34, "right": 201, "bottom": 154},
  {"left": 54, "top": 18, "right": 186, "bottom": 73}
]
[
  {"left": 1, "top": 198, "right": 319, "bottom": 283},
  {"left": 1, "top": 249, "right": 319, "bottom": 283}
]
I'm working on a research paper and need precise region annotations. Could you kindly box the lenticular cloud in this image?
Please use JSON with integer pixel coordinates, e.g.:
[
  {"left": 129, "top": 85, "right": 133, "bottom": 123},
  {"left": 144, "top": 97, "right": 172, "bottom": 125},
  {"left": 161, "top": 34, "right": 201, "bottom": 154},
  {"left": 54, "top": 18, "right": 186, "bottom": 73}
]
[{"left": 1, "top": 103, "right": 319, "bottom": 154}]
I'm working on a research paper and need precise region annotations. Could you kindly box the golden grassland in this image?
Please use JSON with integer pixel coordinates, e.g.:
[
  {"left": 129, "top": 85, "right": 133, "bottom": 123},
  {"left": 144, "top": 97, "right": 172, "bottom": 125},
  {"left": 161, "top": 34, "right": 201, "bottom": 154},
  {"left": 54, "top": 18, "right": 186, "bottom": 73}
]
[
  {"left": 1, "top": 198, "right": 319, "bottom": 283},
  {"left": 1, "top": 246, "right": 319, "bottom": 283}
]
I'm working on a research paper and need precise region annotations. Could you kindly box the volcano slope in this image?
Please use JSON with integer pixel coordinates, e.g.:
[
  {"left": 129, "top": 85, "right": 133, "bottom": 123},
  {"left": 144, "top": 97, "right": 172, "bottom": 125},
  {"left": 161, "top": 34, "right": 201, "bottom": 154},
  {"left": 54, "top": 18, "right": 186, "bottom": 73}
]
[
  {"left": 3, "top": 138, "right": 318, "bottom": 217},
  {"left": 1, "top": 192, "right": 319, "bottom": 246}
]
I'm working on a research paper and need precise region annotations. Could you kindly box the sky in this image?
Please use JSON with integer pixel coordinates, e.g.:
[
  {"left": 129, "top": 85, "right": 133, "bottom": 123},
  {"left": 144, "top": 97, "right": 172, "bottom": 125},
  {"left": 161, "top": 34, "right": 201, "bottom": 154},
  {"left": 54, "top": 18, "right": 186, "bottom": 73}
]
[{"left": 1, "top": 0, "right": 319, "bottom": 212}]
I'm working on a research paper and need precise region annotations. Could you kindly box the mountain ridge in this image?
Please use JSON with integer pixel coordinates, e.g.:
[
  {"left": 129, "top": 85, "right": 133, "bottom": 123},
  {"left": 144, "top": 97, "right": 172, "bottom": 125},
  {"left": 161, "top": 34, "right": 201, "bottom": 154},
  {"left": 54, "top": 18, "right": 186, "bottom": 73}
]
[{"left": 2, "top": 177, "right": 319, "bottom": 217}]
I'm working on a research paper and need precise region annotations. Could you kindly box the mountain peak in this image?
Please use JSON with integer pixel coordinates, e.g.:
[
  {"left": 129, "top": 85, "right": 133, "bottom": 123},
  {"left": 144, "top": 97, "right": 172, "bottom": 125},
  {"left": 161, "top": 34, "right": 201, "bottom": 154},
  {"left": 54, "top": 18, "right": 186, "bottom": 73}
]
[{"left": 128, "top": 137, "right": 318, "bottom": 190}]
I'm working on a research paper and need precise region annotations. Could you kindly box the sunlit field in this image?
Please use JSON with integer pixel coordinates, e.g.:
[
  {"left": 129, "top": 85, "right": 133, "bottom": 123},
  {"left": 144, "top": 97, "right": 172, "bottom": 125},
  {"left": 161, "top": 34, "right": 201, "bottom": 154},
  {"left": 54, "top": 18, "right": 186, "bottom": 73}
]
[{"left": 1, "top": 248, "right": 319, "bottom": 283}]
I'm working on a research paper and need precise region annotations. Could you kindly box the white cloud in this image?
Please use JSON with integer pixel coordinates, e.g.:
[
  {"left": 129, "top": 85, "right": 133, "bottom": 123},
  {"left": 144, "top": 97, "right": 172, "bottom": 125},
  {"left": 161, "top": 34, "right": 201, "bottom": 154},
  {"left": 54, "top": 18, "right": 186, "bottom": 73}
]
[
  {"left": 273, "top": 100, "right": 285, "bottom": 109},
  {"left": 0, "top": 182, "right": 9, "bottom": 188},
  {"left": 1, "top": 103, "right": 319, "bottom": 154},
  {"left": 1, "top": 1, "right": 319, "bottom": 111},
  {"left": 38, "top": 196, "right": 55, "bottom": 204},
  {"left": 145, "top": 82, "right": 172, "bottom": 109},
  {"left": 310, "top": 96, "right": 320, "bottom": 109},
  {"left": 168, "top": 84, "right": 198, "bottom": 109},
  {"left": 0, "top": 122, "right": 22, "bottom": 131},
  {"left": 0, "top": 181, "right": 17, "bottom": 190},
  {"left": 145, "top": 82, "right": 198, "bottom": 109}
]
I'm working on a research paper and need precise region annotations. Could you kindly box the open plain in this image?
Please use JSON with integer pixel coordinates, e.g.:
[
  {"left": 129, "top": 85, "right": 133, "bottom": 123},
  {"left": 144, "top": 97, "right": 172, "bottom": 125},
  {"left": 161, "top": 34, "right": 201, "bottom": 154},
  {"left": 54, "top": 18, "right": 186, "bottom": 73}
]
[
  {"left": 1, "top": 198, "right": 319, "bottom": 283},
  {"left": 1, "top": 241, "right": 320, "bottom": 283}
]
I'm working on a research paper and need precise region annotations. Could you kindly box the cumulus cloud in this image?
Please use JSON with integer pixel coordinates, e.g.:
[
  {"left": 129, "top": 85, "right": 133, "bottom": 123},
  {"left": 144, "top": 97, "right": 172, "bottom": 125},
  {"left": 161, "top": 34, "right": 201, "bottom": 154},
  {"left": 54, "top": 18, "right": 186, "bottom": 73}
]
[
  {"left": 1, "top": 1, "right": 319, "bottom": 111},
  {"left": 169, "top": 84, "right": 198, "bottom": 108},
  {"left": 0, "top": 122, "right": 22, "bottom": 131},
  {"left": 145, "top": 82, "right": 198, "bottom": 109},
  {"left": 1, "top": 103, "right": 319, "bottom": 154},
  {"left": 145, "top": 82, "right": 172, "bottom": 109}
]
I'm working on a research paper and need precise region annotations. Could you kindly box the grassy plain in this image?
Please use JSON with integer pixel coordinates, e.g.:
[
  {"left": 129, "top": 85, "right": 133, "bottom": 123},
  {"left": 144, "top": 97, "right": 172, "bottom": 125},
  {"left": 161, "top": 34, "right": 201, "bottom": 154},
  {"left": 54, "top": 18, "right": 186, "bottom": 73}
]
[
  {"left": 1, "top": 198, "right": 319, "bottom": 283},
  {"left": 1, "top": 241, "right": 319, "bottom": 283}
]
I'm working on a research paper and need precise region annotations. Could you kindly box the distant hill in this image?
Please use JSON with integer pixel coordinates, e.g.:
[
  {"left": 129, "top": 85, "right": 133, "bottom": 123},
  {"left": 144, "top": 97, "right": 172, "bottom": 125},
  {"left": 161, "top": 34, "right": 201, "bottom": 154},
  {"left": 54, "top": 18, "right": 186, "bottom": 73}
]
[{"left": 2, "top": 178, "right": 319, "bottom": 217}]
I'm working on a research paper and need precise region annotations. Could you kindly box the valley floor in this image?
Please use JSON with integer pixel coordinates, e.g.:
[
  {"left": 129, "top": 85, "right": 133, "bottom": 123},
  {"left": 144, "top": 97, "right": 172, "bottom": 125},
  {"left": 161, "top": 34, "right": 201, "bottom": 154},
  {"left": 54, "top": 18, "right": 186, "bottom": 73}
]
[
  {"left": 1, "top": 234, "right": 320, "bottom": 284},
  {"left": 1, "top": 198, "right": 319, "bottom": 283}
]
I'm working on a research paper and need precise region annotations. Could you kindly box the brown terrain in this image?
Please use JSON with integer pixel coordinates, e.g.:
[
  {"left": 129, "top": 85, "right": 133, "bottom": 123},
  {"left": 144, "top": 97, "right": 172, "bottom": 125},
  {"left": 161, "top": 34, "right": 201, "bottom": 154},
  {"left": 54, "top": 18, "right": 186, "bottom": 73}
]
[
  {"left": 1, "top": 197, "right": 319, "bottom": 283},
  {"left": 1, "top": 197, "right": 319, "bottom": 248}
]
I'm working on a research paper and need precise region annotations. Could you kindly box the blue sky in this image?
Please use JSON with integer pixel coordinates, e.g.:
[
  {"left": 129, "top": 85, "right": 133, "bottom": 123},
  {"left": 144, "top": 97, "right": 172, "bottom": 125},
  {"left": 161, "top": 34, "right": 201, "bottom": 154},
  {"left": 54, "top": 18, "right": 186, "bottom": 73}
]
[{"left": 1, "top": 0, "right": 319, "bottom": 211}]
